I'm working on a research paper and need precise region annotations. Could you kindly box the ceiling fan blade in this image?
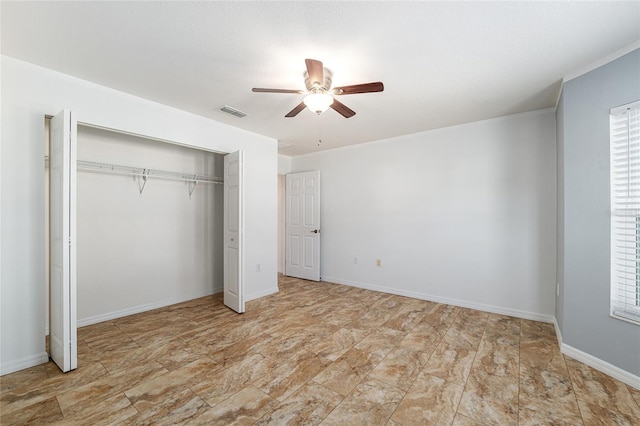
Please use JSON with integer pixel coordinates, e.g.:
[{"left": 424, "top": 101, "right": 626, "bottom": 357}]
[
  {"left": 330, "top": 99, "right": 356, "bottom": 118},
  {"left": 285, "top": 102, "right": 307, "bottom": 118},
  {"left": 333, "top": 82, "right": 384, "bottom": 95},
  {"left": 305, "top": 58, "right": 324, "bottom": 87},
  {"left": 252, "top": 88, "right": 305, "bottom": 94}
]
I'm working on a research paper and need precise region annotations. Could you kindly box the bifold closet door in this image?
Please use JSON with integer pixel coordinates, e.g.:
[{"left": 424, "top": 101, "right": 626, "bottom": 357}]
[
  {"left": 49, "top": 109, "right": 78, "bottom": 372},
  {"left": 223, "top": 150, "right": 244, "bottom": 313}
]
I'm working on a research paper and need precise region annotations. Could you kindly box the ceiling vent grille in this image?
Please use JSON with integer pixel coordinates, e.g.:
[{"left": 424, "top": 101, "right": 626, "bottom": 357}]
[
  {"left": 278, "top": 140, "right": 296, "bottom": 149},
  {"left": 220, "top": 105, "right": 248, "bottom": 118}
]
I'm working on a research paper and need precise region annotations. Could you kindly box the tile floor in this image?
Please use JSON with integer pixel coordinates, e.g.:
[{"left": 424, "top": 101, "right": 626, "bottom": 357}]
[{"left": 1, "top": 275, "right": 639, "bottom": 425}]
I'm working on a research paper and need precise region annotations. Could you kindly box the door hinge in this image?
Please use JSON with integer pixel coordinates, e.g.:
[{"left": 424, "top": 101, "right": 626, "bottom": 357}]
[{"left": 68, "top": 238, "right": 72, "bottom": 246}]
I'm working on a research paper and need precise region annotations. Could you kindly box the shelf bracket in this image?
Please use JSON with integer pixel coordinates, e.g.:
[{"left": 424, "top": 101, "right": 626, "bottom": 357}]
[
  {"left": 138, "top": 169, "right": 149, "bottom": 194},
  {"left": 188, "top": 176, "right": 198, "bottom": 199}
]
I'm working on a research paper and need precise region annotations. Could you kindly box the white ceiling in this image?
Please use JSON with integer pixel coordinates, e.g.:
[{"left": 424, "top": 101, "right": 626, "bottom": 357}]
[{"left": 2, "top": 1, "right": 639, "bottom": 156}]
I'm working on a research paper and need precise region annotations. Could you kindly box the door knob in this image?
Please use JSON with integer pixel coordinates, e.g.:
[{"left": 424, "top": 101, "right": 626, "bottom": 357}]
[{"left": 311, "top": 229, "right": 320, "bottom": 234}]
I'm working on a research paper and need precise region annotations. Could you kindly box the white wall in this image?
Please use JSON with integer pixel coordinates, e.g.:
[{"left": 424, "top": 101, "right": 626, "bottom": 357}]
[
  {"left": 292, "top": 109, "right": 557, "bottom": 321},
  {"left": 1, "top": 55, "right": 278, "bottom": 375},
  {"left": 278, "top": 154, "right": 292, "bottom": 175},
  {"left": 75, "top": 126, "right": 223, "bottom": 325}
]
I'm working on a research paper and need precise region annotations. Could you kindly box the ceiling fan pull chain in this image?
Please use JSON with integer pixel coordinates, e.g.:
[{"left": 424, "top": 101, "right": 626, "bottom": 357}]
[{"left": 317, "top": 114, "right": 322, "bottom": 147}]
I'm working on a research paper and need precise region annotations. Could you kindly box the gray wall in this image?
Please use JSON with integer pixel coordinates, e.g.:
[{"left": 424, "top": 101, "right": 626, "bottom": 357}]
[{"left": 557, "top": 49, "right": 640, "bottom": 375}]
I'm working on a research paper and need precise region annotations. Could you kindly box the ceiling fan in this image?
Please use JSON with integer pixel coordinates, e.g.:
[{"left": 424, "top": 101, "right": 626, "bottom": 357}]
[{"left": 252, "top": 58, "right": 384, "bottom": 118}]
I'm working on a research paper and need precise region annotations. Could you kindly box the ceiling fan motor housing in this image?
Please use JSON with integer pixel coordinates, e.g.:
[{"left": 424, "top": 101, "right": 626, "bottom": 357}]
[{"left": 304, "top": 68, "right": 332, "bottom": 93}]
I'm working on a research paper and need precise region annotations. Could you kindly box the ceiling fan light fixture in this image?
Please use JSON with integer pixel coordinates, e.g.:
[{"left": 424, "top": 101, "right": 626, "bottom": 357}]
[{"left": 303, "top": 93, "right": 334, "bottom": 115}]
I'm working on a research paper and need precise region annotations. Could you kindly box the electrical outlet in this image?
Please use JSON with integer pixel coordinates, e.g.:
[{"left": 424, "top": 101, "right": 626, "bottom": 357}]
[
  {"left": 556, "top": 282, "right": 560, "bottom": 297},
  {"left": 376, "top": 259, "right": 382, "bottom": 267},
  {"left": 354, "top": 256, "right": 359, "bottom": 264},
  {"left": 256, "top": 264, "right": 261, "bottom": 272}
]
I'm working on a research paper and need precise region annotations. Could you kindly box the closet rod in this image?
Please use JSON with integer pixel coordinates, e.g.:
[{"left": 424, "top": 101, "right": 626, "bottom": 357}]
[{"left": 45, "top": 157, "right": 223, "bottom": 184}]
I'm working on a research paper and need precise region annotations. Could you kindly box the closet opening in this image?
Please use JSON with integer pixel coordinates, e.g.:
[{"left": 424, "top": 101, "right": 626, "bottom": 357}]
[{"left": 44, "top": 118, "right": 227, "bottom": 362}]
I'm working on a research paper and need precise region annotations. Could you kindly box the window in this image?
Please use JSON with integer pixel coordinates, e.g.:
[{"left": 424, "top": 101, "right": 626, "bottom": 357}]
[{"left": 610, "top": 100, "right": 640, "bottom": 325}]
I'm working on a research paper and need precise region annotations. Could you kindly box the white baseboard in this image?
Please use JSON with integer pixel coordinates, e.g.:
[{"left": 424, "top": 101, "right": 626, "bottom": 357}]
[
  {"left": 77, "top": 287, "right": 221, "bottom": 328},
  {"left": 554, "top": 319, "right": 640, "bottom": 390},
  {"left": 245, "top": 286, "right": 279, "bottom": 302},
  {"left": 321, "top": 276, "right": 554, "bottom": 323},
  {"left": 1, "top": 352, "right": 50, "bottom": 376}
]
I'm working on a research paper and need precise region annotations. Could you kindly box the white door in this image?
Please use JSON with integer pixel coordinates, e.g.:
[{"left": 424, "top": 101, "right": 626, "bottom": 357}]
[
  {"left": 49, "top": 110, "right": 78, "bottom": 372},
  {"left": 285, "top": 171, "right": 320, "bottom": 281},
  {"left": 223, "top": 150, "right": 244, "bottom": 313}
]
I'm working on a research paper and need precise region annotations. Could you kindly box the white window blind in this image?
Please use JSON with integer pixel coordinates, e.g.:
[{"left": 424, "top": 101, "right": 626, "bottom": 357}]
[{"left": 610, "top": 100, "right": 640, "bottom": 325}]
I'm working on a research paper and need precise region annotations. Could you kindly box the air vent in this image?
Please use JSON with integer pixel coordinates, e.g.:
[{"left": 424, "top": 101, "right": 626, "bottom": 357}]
[
  {"left": 278, "top": 139, "right": 296, "bottom": 149},
  {"left": 220, "top": 105, "right": 248, "bottom": 118}
]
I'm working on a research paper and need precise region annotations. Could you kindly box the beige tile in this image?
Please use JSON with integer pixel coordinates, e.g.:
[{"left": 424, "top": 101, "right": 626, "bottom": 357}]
[
  {"left": 189, "top": 386, "right": 278, "bottom": 426},
  {"left": 132, "top": 320, "right": 202, "bottom": 347},
  {"left": 520, "top": 338, "right": 567, "bottom": 375},
  {"left": 0, "top": 364, "right": 48, "bottom": 393},
  {"left": 312, "top": 347, "right": 376, "bottom": 396},
  {"left": 308, "top": 327, "right": 368, "bottom": 361},
  {"left": 442, "top": 323, "right": 484, "bottom": 350},
  {"left": 98, "top": 338, "right": 185, "bottom": 373},
  {"left": 5, "top": 276, "right": 640, "bottom": 426},
  {"left": 519, "top": 364, "right": 576, "bottom": 401},
  {"left": 259, "top": 331, "right": 313, "bottom": 363},
  {"left": 451, "top": 413, "right": 487, "bottom": 425},
  {"left": 566, "top": 357, "right": 640, "bottom": 419},
  {"left": 354, "top": 327, "right": 407, "bottom": 361},
  {"left": 205, "top": 331, "right": 275, "bottom": 367},
  {"left": 519, "top": 369, "right": 582, "bottom": 425},
  {"left": 518, "top": 408, "right": 581, "bottom": 425},
  {"left": 0, "top": 396, "right": 64, "bottom": 425},
  {"left": 520, "top": 320, "right": 557, "bottom": 343},
  {"left": 422, "top": 342, "right": 476, "bottom": 386},
  {"left": 0, "top": 362, "right": 109, "bottom": 415},
  {"left": 53, "top": 393, "right": 138, "bottom": 425},
  {"left": 368, "top": 347, "right": 431, "bottom": 391},
  {"left": 456, "top": 308, "right": 490, "bottom": 327},
  {"left": 84, "top": 333, "right": 141, "bottom": 355},
  {"left": 577, "top": 399, "right": 639, "bottom": 426},
  {"left": 486, "top": 314, "right": 520, "bottom": 334},
  {"left": 421, "top": 304, "right": 459, "bottom": 327},
  {"left": 125, "top": 357, "right": 221, "bottom": 411},
  {"left": 390, "top": 372, "right": 464, "bottom": 425},
  {"left": 473, "top": 339, "right": 519, "bottom": 377},
  {"left": 398, "top": 322, "right": 445, "bottom": 352},
  {"left": 121, "top": 388, "right": 210, "bottom": 425},
  {"left": 320, "top": 378, "right": 404, "bottom": 426},
  {"left": 457, "top": 369, "right": 519, "bottom": 426},
  {"left": 57, "top": 361, "right": 167, "bottom": 412},
  {"left": 77, "top": 321, "right": 122, "bottom": 343},
  {"left": 627, "top": 384, "right": 640, "bottom": 408},
  {"left": 190, "top": 353, "right": 277, "bottom": 407},
  {"left": 381, "top": 306, "right": 428, "bottom": 332},
  {"left": 254, "top": 382, "right": 343, "bottom": 426},
  {"left": 155, "top": 346, "right": 204, "bottom": 371},
  {"left": 254, "top": 351, "right": 332, "bottom": 402}
]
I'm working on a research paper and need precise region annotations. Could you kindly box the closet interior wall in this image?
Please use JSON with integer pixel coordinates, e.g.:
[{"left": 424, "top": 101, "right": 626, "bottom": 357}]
[{"left": 46, "top": 123, "right": 224, "bottom": 330}]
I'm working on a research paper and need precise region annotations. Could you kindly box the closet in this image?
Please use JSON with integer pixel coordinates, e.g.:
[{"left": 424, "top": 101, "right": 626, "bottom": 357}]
[
  {"left": 45, "top": 114, "right": 236, "bottom": 371},
  {"left": 75, "top": 125, "right": 224, "bottom": 322}
]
